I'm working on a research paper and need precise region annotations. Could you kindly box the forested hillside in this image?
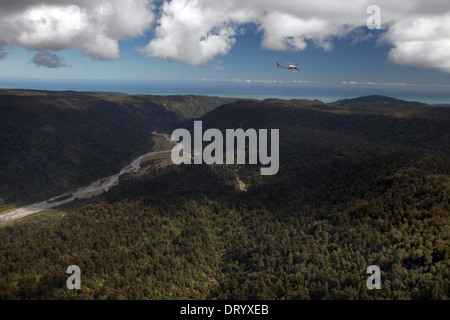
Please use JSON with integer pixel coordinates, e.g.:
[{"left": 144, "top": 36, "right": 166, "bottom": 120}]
[
  {"left": 0, "top": 90, "right": 230, "bottom": 206},
  {"left": 0, "top": 94, "right": 448, "bottom": 300}
]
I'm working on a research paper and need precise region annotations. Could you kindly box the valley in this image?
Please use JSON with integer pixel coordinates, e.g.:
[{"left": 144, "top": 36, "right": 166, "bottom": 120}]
[
  {"left": 0, "top": 90, "right": 448, "bottom": 300},
  {"left": 0, "top": 132, "right": 176, "bottom": 225}
]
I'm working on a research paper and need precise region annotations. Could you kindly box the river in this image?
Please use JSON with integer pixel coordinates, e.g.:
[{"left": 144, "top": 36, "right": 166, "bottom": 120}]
[{"left": 0, "top": 132, "right": 173, "bottom": 225}]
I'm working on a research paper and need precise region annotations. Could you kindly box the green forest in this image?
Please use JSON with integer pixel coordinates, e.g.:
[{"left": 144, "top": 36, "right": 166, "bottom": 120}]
[
  {"left": 0, "top": 91, "right": 448, "bottom": 299},
  {"left": 0, "top": 90, "right": 230, "bottom": 205}
]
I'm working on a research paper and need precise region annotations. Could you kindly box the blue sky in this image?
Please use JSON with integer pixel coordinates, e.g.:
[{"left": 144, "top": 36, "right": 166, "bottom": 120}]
[
  {"left": 0, "top": 0, "right": 449, "bottom": 102},
  {"left": 2, "top": 26, "right": 449, "bottom": 85}
]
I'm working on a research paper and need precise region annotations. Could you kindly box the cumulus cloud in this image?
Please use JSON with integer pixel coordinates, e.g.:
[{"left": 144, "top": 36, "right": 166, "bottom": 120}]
[
  {"left": 139, "top": 0, "right": 240, "bottom": 65},
  {"left": 32, "top": 50, "right": 67, "bottom": 68},
  {"left": 0, "top": 0, "right": 449, "bottom": 73},
  {"left": 140, "top": 0, "right": 450, "bottom": 72},
  {"left": 200, "top": 78, "right": 310, "bottom": 84},
  {"left": 383, "top": 12, "right": 450, "bottom": 72},
  {"left": 0, "top": 0, "right": 154, "bottom": 60},
  {"left": 139, "top": 0, "right": 369, "bottom": 64}
]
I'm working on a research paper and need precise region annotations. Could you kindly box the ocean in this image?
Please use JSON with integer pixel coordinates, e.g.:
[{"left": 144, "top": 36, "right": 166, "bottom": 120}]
[{"left": 0, "top": 77, "right": 449, "bottom": 105}]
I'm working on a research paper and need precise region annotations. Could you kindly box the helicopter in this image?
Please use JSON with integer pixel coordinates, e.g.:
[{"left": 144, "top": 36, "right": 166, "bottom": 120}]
[{"left": 276, "top": 62, "right": 300, "bottom": 72}]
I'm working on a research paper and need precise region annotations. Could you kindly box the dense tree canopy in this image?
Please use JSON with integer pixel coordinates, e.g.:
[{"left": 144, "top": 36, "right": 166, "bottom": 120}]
[{"left": 0, "top": 94, "right": 448, "bottom": 299}]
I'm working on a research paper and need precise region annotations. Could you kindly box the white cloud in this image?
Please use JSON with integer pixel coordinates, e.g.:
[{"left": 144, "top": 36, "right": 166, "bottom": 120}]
[
  {"left": 139, "top": 0, "right": 364, "bottom": 63},
  {"left": 0, "top": 0, "right": 449, "bottom": 73},
  {"left": 139, "top": 0, "right": 239, "bottom": 65},
  {"left": 0, "top": 0, "right": 154, "bottom": 60},
  {"left": 342, "top": 80, "right": 450, "bottom": 87},
  {"left": 139, "top": 0, "right": 450, "bottom": 72},
  {"left": 383, "top": 12, "right": 450, "bottom": 72}
]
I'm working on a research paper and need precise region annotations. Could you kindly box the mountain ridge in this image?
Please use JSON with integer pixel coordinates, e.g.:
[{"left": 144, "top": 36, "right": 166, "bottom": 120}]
[{"left": 0, "top": 90, "right": 448, "bottom": 300}]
